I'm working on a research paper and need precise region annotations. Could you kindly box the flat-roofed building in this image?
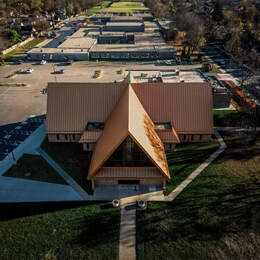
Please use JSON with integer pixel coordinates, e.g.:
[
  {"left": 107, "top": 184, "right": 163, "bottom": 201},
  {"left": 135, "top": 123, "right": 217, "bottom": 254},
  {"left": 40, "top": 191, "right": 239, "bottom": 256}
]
[
  {"left": 46, "top": 79, "right": 213, "bottom": 188},
  {"left": 103, "top": 22, "right": 145, "bottom": 32}
]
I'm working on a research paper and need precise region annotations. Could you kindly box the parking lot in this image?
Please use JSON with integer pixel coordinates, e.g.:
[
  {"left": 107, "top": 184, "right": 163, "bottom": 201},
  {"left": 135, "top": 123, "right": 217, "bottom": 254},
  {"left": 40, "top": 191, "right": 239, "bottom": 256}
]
[{"left": 0, "top": 60, "right": 200, "bottom": 126}]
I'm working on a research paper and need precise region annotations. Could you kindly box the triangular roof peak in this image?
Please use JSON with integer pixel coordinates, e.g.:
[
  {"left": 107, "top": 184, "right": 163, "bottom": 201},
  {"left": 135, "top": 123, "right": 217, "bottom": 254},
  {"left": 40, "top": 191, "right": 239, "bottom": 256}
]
[{"left": 88, "top": 84, "right": 170, "bottom": 180}]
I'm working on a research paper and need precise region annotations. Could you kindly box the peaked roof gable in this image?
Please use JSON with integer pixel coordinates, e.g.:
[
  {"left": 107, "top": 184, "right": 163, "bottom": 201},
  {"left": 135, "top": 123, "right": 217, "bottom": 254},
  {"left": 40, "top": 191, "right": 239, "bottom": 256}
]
[{"left": 88, "top": 84, "right": 170, "bottom": 180}]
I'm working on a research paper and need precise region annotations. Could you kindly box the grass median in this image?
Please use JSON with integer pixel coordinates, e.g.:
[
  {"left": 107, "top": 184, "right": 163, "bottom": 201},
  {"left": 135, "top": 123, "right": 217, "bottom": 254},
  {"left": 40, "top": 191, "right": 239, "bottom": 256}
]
[{"left": 3, "top": 154, "right": 67, "bottom": 185}]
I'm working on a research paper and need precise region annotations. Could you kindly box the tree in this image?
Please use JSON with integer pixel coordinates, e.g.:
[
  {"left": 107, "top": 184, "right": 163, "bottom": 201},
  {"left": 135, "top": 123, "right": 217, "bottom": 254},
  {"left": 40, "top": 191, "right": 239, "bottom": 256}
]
[
  {"left": 9, "top": 29, "right": 21, "bottom": 44},
  {"left": 239, "top": 65, "right": 254, "bottom": 90},
  {"left": 66, "top": 2, "right": 74, "bottom": 16},
  {"left": 34, "top": 20, "right": 50, "bottom": 32},
  {"left": 0, "top": 0, "right": 6, "bottom": 17},
  {"left": 43, "top": 0, "right": 55, "bottom": 12},
  {"left": 31, "top": 0, "right": 42, "bottom": 14},
  {"left": 225, "top": 30, "right": 241, "bottom": 54},
  {"left": 212, "top": 0, "right": 223, "bottom": 21},
  {"left": 175, "top": 10, "right": 206, "bottom": 54}
]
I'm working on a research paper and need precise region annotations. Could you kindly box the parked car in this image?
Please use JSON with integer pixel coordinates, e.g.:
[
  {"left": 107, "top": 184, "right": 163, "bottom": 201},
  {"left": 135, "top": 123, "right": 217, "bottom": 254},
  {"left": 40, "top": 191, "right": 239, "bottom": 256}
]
[
  {"left": 40, "top": 60, "right": 46, "bottom": 65},
  {"left": 21, "top": 68, "right": 34, "bottom": 74},
  {"left": 53, "top": 69, "right": 64, "bottom": 74},
  {"left": 65, "top": 60, "right": 73, "bottom": 66}
]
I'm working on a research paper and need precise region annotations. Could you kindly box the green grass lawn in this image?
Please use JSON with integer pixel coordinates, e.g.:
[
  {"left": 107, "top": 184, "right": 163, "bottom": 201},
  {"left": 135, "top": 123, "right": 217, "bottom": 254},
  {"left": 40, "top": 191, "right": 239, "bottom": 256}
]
[
  {"left": 87, "top": 1, "right": 112, "bottom": 15},
  {"left": 213, "top": 109, "right": 238, "bottom": 126},
  {"left": 90, "top": 1, "right": 148, "bottom": 14},
  {"left": 137, "top": 133, "right": 260, "bottom": 259},
  {"left": 3, "top": 154, "right": 67, "bottom": 185},
  {"left": 0, "top": 37, "right": 45, "bottom": 60},
  {"left": 213, "top": 109, "right": 259, "bottom": 128},
  {"left": 0, "top": 204, "right": 120, "bottom": 260},
  {"left": 110, "top": 1, "right": 146, "bottom": 8},
  {"left": 41, "top": 140, "right": 92, "bottom": 192},
  {"left": 166, "top": 142, "right": 219, "bottom": 194}
]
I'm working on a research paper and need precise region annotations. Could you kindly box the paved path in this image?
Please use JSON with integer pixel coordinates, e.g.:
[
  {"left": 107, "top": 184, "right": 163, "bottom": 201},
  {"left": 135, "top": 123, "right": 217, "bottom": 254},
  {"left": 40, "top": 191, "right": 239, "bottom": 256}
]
[
  {"left": 119, "top": 204, "right": 136, "bottom": 260},
  {"left": 216, "top": 127, "right": 260, "bottom": 132},
  {"left": 165, "top": 130, "right": 226, "bottom": 201},
  {"left": 37, "top": 147, "right": 90, "bottom": 200},
  {"left": 120, "top": 190, "right": 164, "bottom": 208},
  {"left": 0, "top": 176, "right": 82, "bottom": 202}
]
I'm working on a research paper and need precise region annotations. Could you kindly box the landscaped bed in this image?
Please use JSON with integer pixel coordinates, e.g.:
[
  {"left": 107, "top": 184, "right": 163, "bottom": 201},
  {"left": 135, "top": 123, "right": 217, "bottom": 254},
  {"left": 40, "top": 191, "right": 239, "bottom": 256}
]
[
  {"left": 137, "top": 133, "right": 260, "bottom": 259},
  {"left": 41, "top": 140, "right": 92, "bottom": 192},
  {"left": 0, "top": 204, "right": 120, "bottom": 259},
  {"left": 3, "top": 154, "right": 67, "bottom": 185}
]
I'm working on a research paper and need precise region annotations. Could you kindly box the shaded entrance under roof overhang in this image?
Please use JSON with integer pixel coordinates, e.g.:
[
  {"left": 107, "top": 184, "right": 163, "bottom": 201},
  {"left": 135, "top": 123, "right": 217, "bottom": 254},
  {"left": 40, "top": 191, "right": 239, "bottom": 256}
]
[{"left": 104, "top": 137, "right": 154, "bottom": 167}]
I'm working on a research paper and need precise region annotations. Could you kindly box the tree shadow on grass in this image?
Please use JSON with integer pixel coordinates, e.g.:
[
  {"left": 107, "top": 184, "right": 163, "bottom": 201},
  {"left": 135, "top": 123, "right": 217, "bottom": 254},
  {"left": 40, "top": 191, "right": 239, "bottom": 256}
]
[
  {"left": 72, "top": 208, "right": 120, "bottom": 249},
  {"left": 137, "top": 179, "right": 260, "bottom": 244},
  {"left": 0, "top": 201, "right": 105, "bottom": 221}
]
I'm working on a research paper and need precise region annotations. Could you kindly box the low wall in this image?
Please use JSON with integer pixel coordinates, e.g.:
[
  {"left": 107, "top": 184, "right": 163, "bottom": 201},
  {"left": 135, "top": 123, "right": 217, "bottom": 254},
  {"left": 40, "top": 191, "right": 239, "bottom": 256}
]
[
  {"left": 1, "top": 36, "right": 35, "bottom": 55},
  {"left": 0, "top": 124, "right": 45, "bottom": 175}
]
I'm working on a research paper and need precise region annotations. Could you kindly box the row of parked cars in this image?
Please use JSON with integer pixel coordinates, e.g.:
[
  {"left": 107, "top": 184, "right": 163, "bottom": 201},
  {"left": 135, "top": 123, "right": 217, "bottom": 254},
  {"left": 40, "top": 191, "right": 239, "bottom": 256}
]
[{"left": 20, "top": 60, "right": 73, "bottom": 74}]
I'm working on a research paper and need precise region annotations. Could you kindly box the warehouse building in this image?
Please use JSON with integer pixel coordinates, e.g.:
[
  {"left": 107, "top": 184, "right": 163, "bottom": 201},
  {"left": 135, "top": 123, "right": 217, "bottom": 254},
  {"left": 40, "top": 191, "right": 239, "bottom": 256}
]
[
  {"left": 27, "top": 14, "right": 175, "bottom": 61},
  {"left": 103, "top": 22, "right": 145, "bottom": 32},
  {"left": 97, "top": 33, "right": 134, "bottom": 44}
]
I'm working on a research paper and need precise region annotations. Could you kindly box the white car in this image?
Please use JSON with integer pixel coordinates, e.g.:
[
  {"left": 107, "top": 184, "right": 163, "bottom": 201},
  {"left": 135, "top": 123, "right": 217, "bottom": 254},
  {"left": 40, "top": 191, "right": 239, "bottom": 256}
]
[
  {"left": 22, "top": 68, "right": 34, "bottom": 74},
  {"left": 164, "top": 60, "right": 172, "bottom": 65},
  {"left": 40, "top": 60, "right": 46, "bottom": 65}
]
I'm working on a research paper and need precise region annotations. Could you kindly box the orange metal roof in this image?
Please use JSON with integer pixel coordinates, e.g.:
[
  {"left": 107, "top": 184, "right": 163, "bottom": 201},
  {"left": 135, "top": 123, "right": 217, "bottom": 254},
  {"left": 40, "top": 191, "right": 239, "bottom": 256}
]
[
  {"left": 131, "top": 83, "right": 213, "bottom": 134},
  {"left": 47, "top": 82, "right": 127, "bottom": 133},
  {"left": 95, "top": 167, "right": 163, "bottom": 178},
  {"left": 79, "top": 131, "right": 101, "bottom": 143},
  {"left": 88, "top": 85, "right": 170, "bottom": 180},
  {"left": 156, "top": 127, "right": 180, "bottom": 143},
  {"left": 47, "top": 82, "right": 213, "bottom": 134}
]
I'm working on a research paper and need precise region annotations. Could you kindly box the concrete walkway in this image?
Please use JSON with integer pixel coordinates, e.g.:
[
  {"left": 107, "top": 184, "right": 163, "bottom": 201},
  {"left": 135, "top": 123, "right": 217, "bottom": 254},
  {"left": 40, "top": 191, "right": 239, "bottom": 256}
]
[
  {"left": 119, "top": 190, "right": 164, "bottom": 208},
  {"left": 216, "top": 126, "right": 260, "bottom": 132},
  {"left": 119, "top": 204, "right": 136, "bottom": 260},
  {"left": 37, "top": 147, "right": 90, "bottom": 200},
  {"left": 0, "top": 176, "right": 82, "bottom": 202},
  {"left": 165, "top": 130, "right": 227, "bottom": 201}
]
